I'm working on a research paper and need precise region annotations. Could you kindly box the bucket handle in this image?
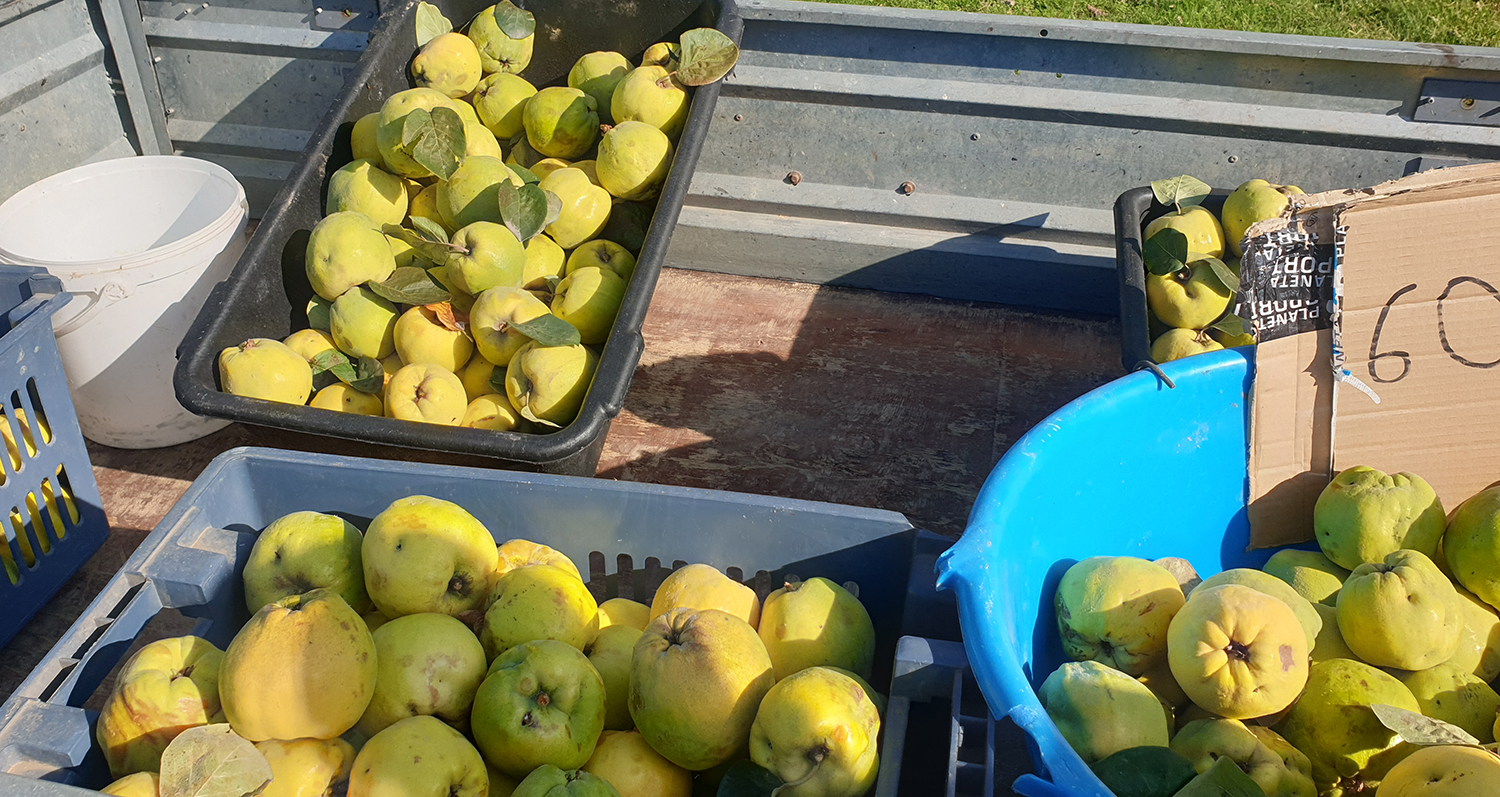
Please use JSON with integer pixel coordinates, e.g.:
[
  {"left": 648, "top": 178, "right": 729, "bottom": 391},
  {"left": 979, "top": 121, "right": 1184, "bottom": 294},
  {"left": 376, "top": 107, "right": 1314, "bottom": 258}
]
[{"left": 53, "top": 279, "right": 134, "bottom": 337}]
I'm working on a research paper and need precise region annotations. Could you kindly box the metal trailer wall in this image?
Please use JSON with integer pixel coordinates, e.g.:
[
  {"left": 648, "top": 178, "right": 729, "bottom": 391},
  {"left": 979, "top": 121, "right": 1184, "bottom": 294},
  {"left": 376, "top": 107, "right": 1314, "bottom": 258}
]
[
  {"left": 0, "top": 0, "right": 156, "bottom": 205},
  {"left": 667, "top": 0, "right": 1500, "bottom": 315}
]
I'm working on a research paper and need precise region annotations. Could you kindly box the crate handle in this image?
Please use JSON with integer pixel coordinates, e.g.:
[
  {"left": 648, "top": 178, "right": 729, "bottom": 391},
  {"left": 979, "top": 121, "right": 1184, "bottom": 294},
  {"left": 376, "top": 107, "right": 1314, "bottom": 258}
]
[{"left": 52, "top": 281, "right": 134, "bottom": 337}]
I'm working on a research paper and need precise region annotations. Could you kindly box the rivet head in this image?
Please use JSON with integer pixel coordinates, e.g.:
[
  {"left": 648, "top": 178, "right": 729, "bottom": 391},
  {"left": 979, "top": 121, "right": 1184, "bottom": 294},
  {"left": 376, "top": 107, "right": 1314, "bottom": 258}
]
[
  {"left": 899, "top": 181, "right": 916, "bottom": 195},
  {"left": 733, "top": 114, "right": 744, "bottom": 122},
  {"left": 786, "top": 171, "right": 802, "bottom": 186},
  {"left": 1462, "top": 97, "right": 1477, "bottom": 109},
  {"left": 971, "top": 133, "right": 980, "bottom": 141}
]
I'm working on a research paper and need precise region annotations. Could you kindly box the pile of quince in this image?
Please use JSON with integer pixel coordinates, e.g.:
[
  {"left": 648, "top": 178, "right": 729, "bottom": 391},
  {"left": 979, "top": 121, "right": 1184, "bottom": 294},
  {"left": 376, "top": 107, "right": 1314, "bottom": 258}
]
[
  {"left": 92, "top": 494, "right": 882, "bottom": 797},
  {"left": 217, "top": 1, "right": 738, "bottom": 433},
  {"left": 1142, "top": 176, "right": 1303, "bottom": 364},
  {"left": 1042, "top": 466, "right": 1500, "bottom": 796}
]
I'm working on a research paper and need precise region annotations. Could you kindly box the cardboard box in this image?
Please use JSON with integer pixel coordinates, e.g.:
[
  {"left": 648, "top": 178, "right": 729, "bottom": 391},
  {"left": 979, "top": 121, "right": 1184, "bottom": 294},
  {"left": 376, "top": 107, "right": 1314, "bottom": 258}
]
[{"left": 1241, "top": 162, "right": 1500, "bottom": 548}]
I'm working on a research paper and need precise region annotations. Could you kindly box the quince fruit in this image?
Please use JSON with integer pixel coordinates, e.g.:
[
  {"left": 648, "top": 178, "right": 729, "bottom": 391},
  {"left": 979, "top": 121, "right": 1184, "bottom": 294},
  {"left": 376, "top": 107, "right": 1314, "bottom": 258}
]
[
  {"left": 479, "top": 563, "right": 600, "bottom": 658},
  {"left": 349, "top": 715, "right": 488, "bottom": 797},
  {"left": 220, "top": 589, "right": 377, "bottom": 741},
  {"left": 539, "top": 167, "right": 611, "bottom": 248},
  {"left": 100, "top": 772, "right": 159, "bottom": 797},
  {"left": 311, "top": 382, "right": 383, "bottom": 415},
  {"left": 596, "top": 122, "right": 672, "bottom": 201},
  {"left": 375, "top": 88, "right": 472, "bottom": 179},
  {"left": 1274, "top": 658, "right": 1419, "bottom": 795},
  {"left": 524, "top": 86, "right": 599, "bottom": 160},
  {"left": 640, "top": 42, "right": 679, "bottom": 70},
  {"left": 468, "top": 6, "right": 533, "bottom": 74},
  {"left": 597, "top": 598, "right": 648, "bottom": 631},
  {"left": 494, "top": 539, "right": 581, "bottom": 581},
  {"left": 462, "top": 393, "right": 520, "bottom": 431},
  {"left": 649, "top": 562, "right": 760, "bottom": 628},
  {"left": 1196, "top": 567, "right": 1322, "bottom": 650},
  {"left": 255, "top": 737, "right": 355, "bottom": 797},
  {"left": 438, "top": 156, "right": 524, "bottom": 231},
  {"left": 521, "top": 234, "right": 566, "bottom": 290},
  {"left": 1310, "top": 603, "right": 1358, "bottom": 663},
  {"left": 305, "top": 211, "right": 396, "bottom": 300},
  {"left": 95, "top": 636, "right": 225, "bottom": 778},
  {"left": 330, "top": 286, "right": 399, "bottom": 360},
  {"left": 473, "top": 73, "right": 536, "bottom": 140},
  {"left": 551, "top": 266, "right": 626, "bottom": 345},
  {"left": 385, "top": 363, "right": 467, "bottom": 425},
  {"left": 460, "top": 357, "right": 498, "bottom": 401},
  {"left": 283, "top": 328, "right": 337, "bottom": 363},
  {"left": 505, "top": 341, "right": 598, "bottom": 427},
  {"left": 1376, "top": 745, "right": 1500, "bottom": 796},
  {"left": 1038, "top": 660, "right": 1169, "bottom": 763},
  {"left": 326, "top": 159, "right": 408, "bottom": 227},
  {"left": 1398, "top": 660, "right": 1499, "bottom": 743},
  {"left": 1144, "top": 205, "right": 1225, "bottom": 258},
  {"left": 448, "top": 221, "right": 526, "bottom": 295},
  {"left": 1316, "top": 466, "right": 1447, "bottom": 570},
  {"left": 357, "top": 612, "right": 488, "bottom": 737},
  {"left": 1443, "top": 484, "right": 1500, "bottom": 611},
  {"left": 243, "top": 510, "right": 368, "bottom": 613},
  {"left": 584, "top": 730, "right": 691, "bottom": 797},
  {"left": 1146, "top": 257, "right": 1232, "bottom": 329},
  {"left": 1054, "top": 556, "right": 1186, "bottom": 677},
  {"left": 362, "top": 495, "right": 498, "bottom": 618},
  {"left": 629, "top": 608, "right": 774, "bottom": 771},
  {"left": 412, "top": 31, "right": 482, "bottom": 99},
  {"left": 1263, "top": 549, "right": 1349, "bottom": 605},
  {"left": 1170, "top": 719, "right": 1315, "bottom": 797},
  {"left": 531, "top": 158, "right": 573, "bottom": 181},
  {"left": 1449, "top": 587, "right": 1500, "bottom": 681},
  {"left": 611, "top": 66, "right": 688, "bottom": 140},
  {"left": 351, "top": 112, "right": 382, "bottom": 167},
  {"left": 1151, "top": 328, "right": 1223, "bottom": 364},
  {"left": 586, "top": 624, "right": 642, "bottom": 731},
  {"left": 1337, "top": 549, "right": 1461, "bottom": 670},
  {"left": 409, "top": 182, "right": 450, "bottom": 233},
  {"left": 748, "top": 666, "right": 881, "bottom": 797},
  {"left": 218, "top": 339, "right": 313, "bottom": 405},
  {"left": 470, "top": 286, "right": 552, "bottom": 366},
  {"left": 1167, "top": 584, "right": 1309, "bottom": 719},
  {"left": 569, "top": 52, "right": 633, "bottom": 124},
  {"left": 395, "top": 305, "right": 475, "bottom": 372},
  {"left": 758, "top": 576, "right": 876, "bottom": 681},
  {"left": 566, "top": 239, "right": 636, "bottom": 282},
  {"left": 1222, "top": 179, "right": 1303, "bottom": 257},
  {"left": 512, "top": 765, "right": 619, "bottom": 797},
  {"left": 471, "top": 639, "right": 606, "bottom": 778}
]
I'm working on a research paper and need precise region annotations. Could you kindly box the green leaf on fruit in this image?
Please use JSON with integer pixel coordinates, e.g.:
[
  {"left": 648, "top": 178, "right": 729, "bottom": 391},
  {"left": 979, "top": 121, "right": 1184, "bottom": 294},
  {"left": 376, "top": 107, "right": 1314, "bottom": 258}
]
[
  {"left": 1090, "top": 747, "right": 1197, "bottom": 797},
  {"left": 410, "top": 106, "right": 466, "bottom": 181},
  {"left": 1200, "top": 255, "right": 1240, "bottom": 292},
  {"left": 488, "top": 368, "right": 507, "bottom": 395},
  {"left": 158, "top": 724, "right": 272, "bottom": 797},
  {"left": 409, "top": 215, "right": 449, "bottom": 244},
  {"left": 414, "top": 1, "right": 452, "bottom": 47},
  {"left": 1143, "top": 227, "right": 1189, "bottom": 276},
  {"left": 491, "top": 0, "right": 534, "bottom": 39},
  {"left": 715, "top": 761, "right": 783, "bottom": 797},
  {"left": 676, "top": 27, "right": 739, "bottom": 87},
  {"left": 497, "top": 181, "right": 550, "bottom": 243},
  {"left": 1171, "top": 756, "right": 1262, "bottom": 797},
  {"left": 509, "top": 164, "right": 541, "bottom": 186},
  {"left": 306, "top": 297, "right": 331, "bottom": 332},
  {"left": 311, "top": 349, "right": 383, "bottom": 395},
  {"left": 1372, "top": 704, "right": 1483, "bottom": 747},
  {"left": 509, "top": 313, "right": 581, "bottom": 347},
  {"left": 1209, "top": 313, "right": 1252, "bottom": 339},
  {"left": 401, "top": 107, "right": 431, "bottom": 149},
  {"left": 367, "top": 266, "right": 452, "bottom": 306},
  {"left": 383, "top": 225, "right": 466, "bottom": 266},
  {"left": 543, "top": 189, "right": 562, "bottom": 228},
  {"left": 1151, "top": 175, "right": 1211, "bottom": 211}
]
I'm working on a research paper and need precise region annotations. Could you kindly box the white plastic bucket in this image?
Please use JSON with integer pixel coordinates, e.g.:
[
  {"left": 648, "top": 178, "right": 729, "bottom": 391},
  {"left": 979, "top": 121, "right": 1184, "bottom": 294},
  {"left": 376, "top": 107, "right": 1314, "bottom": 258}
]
[{"left": 0, "top": 156, "right": 247, "bottom": 448}]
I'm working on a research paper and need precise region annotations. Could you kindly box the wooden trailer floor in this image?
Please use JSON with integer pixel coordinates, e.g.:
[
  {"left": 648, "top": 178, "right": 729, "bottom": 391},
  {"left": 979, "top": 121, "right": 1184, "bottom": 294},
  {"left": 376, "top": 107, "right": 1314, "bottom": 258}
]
[{"left": 0, "top": 266, "right": 1123, "bottom": 738}]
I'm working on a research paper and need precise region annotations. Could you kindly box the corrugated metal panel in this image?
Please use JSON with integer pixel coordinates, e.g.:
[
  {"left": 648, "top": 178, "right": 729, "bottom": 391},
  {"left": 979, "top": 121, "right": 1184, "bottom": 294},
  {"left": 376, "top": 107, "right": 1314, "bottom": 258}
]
[
  {"left": 140, "top": 0, "right": 377, "bottom": 215},
  {"left": 666, "top": 0, "right": 1500, "bottom": 314},
  {"left": 0, "top": 0, "right": 140, "bottom": 204}
]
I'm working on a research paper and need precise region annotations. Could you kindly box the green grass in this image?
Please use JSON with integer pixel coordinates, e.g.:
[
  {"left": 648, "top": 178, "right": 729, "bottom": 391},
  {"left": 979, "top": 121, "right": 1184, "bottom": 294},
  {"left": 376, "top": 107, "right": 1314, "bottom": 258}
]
[{"left": 808, "top": 0, "right": 1500, "bottom": 48}]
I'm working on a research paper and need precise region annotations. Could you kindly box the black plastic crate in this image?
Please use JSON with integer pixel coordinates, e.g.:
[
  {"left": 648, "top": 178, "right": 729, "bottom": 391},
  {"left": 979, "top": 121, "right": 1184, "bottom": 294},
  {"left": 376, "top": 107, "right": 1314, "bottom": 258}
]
[
  {"left": 174, "top": 0, "right": 742, "bottom": 475},
  {"left": 1113, "top": 186, "right": 1232, "bottom": 372}
]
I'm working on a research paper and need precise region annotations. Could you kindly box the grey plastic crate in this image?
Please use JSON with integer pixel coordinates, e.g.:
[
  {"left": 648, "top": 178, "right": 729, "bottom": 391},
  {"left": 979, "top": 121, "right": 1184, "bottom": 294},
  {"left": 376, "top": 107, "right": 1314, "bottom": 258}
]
[{"left": 0, "top": 446, "right": 958, "bottom": 792}]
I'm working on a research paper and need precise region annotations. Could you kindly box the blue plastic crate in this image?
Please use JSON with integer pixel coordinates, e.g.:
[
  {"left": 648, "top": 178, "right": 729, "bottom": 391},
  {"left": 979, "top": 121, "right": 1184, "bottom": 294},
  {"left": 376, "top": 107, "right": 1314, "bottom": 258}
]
[
  {"left": 0, "top": 447, "right": 955, "bottom": 790},
  {"left": 936, "top": 348, "right": 1273, "bottom": 797},
  {"left": 0, "top": 267, "right": 108, "bottom": 650}
]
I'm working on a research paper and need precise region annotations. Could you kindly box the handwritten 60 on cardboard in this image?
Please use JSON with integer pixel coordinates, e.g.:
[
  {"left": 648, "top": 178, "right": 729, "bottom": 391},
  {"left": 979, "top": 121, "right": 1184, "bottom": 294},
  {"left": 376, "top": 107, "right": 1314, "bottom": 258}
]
[{"left": 1241, "top": 162, "right": 1500, "bottom": 550}]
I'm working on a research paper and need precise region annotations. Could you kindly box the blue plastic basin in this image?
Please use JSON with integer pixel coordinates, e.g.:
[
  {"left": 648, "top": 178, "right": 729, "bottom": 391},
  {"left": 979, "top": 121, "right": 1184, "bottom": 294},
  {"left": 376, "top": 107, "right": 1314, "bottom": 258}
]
[{"left": 935, "top": 348, "right": 1290, "bottom": 797}]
